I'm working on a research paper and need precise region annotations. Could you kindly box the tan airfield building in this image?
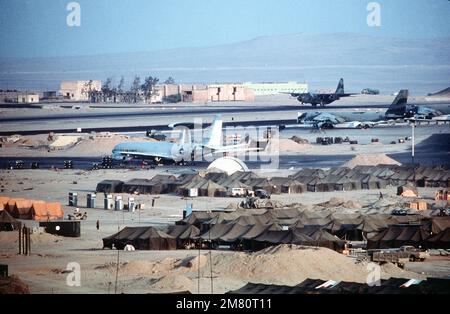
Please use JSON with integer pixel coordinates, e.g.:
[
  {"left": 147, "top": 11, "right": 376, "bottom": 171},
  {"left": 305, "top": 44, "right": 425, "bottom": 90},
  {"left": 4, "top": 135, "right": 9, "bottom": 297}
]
[
  {"left": 60, "top": 80, "right": 102, "bottom": 101},
  {"left": 154, "top": 83, "right": 255, "bottom": 103},
  {"left": 0, "top": 91, "right": 40, "bottom": 103}
]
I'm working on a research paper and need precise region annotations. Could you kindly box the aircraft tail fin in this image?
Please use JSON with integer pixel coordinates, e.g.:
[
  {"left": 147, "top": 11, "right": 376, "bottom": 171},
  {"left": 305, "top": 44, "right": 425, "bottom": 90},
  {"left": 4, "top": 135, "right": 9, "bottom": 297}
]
[
  {"left": 204, "top": 114, "right": 222, "bottom": 148},
  {"left": 180, "top": 127, "right": 191, "bottom": 144},
  {"left": 390, "top": 90, "right": 409, "bottom": 107},
  {"left": 385, "top": 90, "right": 409, "bottom": 117},
  {"left": 335, "top": 78, "right": 344, "bottom": 95}
]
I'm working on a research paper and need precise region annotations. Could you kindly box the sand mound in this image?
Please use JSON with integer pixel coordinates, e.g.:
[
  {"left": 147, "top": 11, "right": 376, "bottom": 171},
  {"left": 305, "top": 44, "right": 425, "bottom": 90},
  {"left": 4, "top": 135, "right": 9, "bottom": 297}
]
[
  {"left": 96, "top": 257, "right": 181, "bottom": 276},
  {"left": 65, "top": 135, "right": 156, "bottom": 156},
  {"left": 271, "top": 138, "right": 312, "bottom": 153},
  {"left": 343, "top": 154, "right": 401, "bottom": 169},
  {"left": 184, "top": 255, "right": 207, "bottom": 271},
  {"left": 317, "top": 197, "right": 361, "bottom": 209},
  {"left": 380, "top": 262, "right": 426, "bottom": 280},
  {"left": 149, "top": 274, "right": 195, "bottom": 292},
  {"left": 344, "top": 200, "right": 362, "bottom": 209},
  {"left": 0, "top": 231, "right": 61, "bottom": 245},
  {"left": 197, "top": 245, "right": 422, "bottom": 286}
]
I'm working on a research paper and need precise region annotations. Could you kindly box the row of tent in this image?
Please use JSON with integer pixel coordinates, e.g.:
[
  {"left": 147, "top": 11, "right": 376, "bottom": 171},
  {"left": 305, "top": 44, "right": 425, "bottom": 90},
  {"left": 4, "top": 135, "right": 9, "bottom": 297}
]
[
  {"left": 0, "top": 196, "right": 64, "bottom": 221},
  {"left": 96, "top": 165, "right": 450, "bottom": 198},
  {"left": 102, "top": 224, "right": 345, "bottom": 252},
  {"left": 178, "top": 212, "right": 450, "bottom": 250},
  {"left": 179, "top": 209, "right": 449, "bottom": 235},
  {"left": 227, "top": 278, "right": 450, "bottom": 294},
  {"left": 102, "top": 209, "right": 450, "bottom": 251},
  {"left": 367, "top": 225, "right": 450, "bottom": 249}
]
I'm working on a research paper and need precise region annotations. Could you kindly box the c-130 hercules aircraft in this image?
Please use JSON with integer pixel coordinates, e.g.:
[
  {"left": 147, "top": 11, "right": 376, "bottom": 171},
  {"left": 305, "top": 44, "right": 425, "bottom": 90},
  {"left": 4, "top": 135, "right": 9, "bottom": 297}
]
[{"left": 286, "top": 78, "right": 358, "bottom": 107}]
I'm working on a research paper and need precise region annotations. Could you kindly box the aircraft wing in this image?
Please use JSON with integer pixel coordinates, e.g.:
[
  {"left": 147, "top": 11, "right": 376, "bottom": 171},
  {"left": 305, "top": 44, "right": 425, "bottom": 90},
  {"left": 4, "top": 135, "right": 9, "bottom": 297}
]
[
  {"left": 203, "top": 143, "right": 264, "bottom": 154},
  {"left": 114, "top": 150, "right": 177, "bottom": 160},
  {"left": 310, "top": 112, "right": 346, "bottom": 124},
  {"left": 279, "top": 92, "right": 301, "bottom": 97},
  {"left": 338, "top": 93, "right": 359, "bottom": 97}
]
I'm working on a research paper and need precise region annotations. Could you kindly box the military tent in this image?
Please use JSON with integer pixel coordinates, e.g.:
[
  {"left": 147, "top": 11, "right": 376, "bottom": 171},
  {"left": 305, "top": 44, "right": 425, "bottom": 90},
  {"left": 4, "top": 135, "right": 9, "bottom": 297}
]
[
  {"left": 31, "top": 202, "right": 64, "bottom": 221},
  {"left": 198, "top": 180, "right": 227, "bottom": 197},
  {"left": 0, "top": 196, "right": 10, "bottom": 210},
  {"left": 179, "top": 211, "right": 218, "bottom": 227},
  {"left": 122, "top": 179, "right": 160, "bottom": 194},
  {"left": 0, "top": 210, "right": 21, "bottom": 231},
  {"left": 199, "top": 223, "right": 234, "bottom": 241},
  {"left": 10, "top": 199, "right": 33, "bottom": 219},
  {"left": 168, "top": 224, "right": 200, "bottom": 239},
  {"left": 141, "top": 175, "right": 178, "bottom": 194},
  {"left": 219, "top": 223, "right": 254, "bottom": 243},
  {"left": 240, "top": 223, "right": 281, "bottom": 240},
  {"left": 137, "top": 227, "right": 177, "bottom": 250},
  {"left": 367, "top": 225, "right": 430, "bottom": 249},
  {"left": 361, "top": 175, "right": 387, "bottom": 190},
  {"left": 103, "top": 226, "right": 176, "bottom": 250},
  {"left": 6, "top": 198, "right": 26, "bottom": 213},
  {"left": 204, "top": 212, "right": 240, "bottom": 225},
  {"left": 426, "top": 228, "right": 450, "bottom": 249},
  {"left": 177, "top": 176, "right": 208, "bottom": 196},
  {"left": 269, "top": 177, "right": 306, "bottom": 194},
  {"left": 246, "top": 178, "right": 275, "bottom": 194},
  {"left": 393, "top": 225, "right": 430, "bottom": 248},
  {"left": 96, "top": 180, "right": 124, "bottom": 193},
  {"left": 173, "top": 173, "right": 202, "bottom": 189},
  {"left": 309, "top": 229, "right": 346, "bottom": 251},
  {"left": 430, "top": 217, "right": 450, "bottom": 234},
  {"left": 223, "top": 180, "right": 252, "bottom": 196},
  {"left": 204, "top": 172, "right": 228, "bottom": 183}
]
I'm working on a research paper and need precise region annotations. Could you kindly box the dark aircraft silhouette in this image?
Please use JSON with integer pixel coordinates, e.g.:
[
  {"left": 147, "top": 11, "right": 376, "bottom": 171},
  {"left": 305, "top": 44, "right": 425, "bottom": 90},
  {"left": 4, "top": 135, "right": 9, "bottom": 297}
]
[{"left": 287, "top": 78, "right": 357, "bottom": 107}]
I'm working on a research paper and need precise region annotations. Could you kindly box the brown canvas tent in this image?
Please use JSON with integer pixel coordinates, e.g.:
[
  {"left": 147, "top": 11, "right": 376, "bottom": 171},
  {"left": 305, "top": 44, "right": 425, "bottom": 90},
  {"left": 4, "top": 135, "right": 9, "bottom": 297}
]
[
  {"left": 367, "top": 225, "right": 430, "bottom": 249},
  {"left": 198, "top": 180, "right": 227, "bottom": 197},
  {"left": 11, "top": 199, "right": 33, "bottom": 219},
  {"left": 309, "top": 229, "right": 346, "bottom": 251},
  {"left": 137, "top": 227, "right": 177, "bottom": 250},
  {"left": 0, "top": 210, "right": 21, "bottom": 231},
  {"left": 426, "top": 228, "right": 450, "bottom": 249},
  {"left": 122, "top": 179, "right": 158, "bottom": 194},
  {"left": 103, "top": 226, "right": 176, "bottom": 250},
  {"left": 96, "top": 180, "right": 124, "bottom": 193},
  {"left": 6, "top": 198, "right": 25, "bottom": 213},
  {"left": 168, "top": 224, "right": 200, "bottom": 240},
  {"left": 430, "top": 217, "right": 450, "bottom": 234}
]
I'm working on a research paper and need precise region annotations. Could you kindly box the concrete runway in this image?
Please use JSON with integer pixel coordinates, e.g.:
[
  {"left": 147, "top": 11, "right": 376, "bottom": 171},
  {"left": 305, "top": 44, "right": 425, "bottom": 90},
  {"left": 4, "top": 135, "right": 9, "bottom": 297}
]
[{"left": 2, "top": 131, "right": 448, "bottom": 169}]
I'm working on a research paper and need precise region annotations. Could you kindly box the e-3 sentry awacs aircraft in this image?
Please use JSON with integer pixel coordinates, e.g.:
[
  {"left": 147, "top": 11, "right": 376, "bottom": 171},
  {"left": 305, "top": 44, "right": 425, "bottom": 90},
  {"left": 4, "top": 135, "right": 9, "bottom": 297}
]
[
  {"left": 112, "top": 115, "right": 260, "bottom": 165},
  {"left": 296, "top": 90, "right": 450, "bottom": 129}
]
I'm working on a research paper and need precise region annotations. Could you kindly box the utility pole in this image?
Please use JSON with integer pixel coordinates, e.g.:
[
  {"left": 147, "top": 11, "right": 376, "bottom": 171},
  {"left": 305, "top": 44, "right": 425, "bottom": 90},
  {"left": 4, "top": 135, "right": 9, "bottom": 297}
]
[
  {"left": 411, "top": 121, "right": 416, "bottom": 185},
  {"left": 411, "top": 121, "right": 415, "bottom": 165}
]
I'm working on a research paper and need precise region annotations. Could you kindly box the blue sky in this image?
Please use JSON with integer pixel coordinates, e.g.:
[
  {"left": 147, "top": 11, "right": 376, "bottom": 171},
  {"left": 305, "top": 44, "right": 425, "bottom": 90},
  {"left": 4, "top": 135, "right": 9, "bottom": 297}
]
[{"left": 0, "top": 0, "right": 449, "bottom": 57}]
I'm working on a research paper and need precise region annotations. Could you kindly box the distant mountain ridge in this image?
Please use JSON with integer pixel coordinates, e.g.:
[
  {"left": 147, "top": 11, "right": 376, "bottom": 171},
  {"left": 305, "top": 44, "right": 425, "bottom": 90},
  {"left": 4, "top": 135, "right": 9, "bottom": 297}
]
[{"left": 0, "top": 33, "right": 449, "bottom": 93}]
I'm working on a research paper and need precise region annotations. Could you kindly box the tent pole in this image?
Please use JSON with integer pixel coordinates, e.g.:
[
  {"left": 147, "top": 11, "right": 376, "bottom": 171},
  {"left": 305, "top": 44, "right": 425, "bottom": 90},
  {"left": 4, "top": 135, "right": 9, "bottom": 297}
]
[{"left": 18, "top": 227, "right": 22, "bottom": 255}]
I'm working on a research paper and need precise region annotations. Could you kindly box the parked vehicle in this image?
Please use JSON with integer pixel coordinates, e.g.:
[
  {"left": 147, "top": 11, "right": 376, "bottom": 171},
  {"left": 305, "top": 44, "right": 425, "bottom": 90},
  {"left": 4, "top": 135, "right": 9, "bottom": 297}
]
[
  {"left": 231, "top": 188, "right": 247, "bottom": 197},
  {"left": 369, "top": 246, "right": 429, "bottom": 266},
  {"left": 255, "top": 189, "right": 270, "bottom": 199},
  {"left": 391, "top": 209, "right": 409, "bottom": 216}
]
